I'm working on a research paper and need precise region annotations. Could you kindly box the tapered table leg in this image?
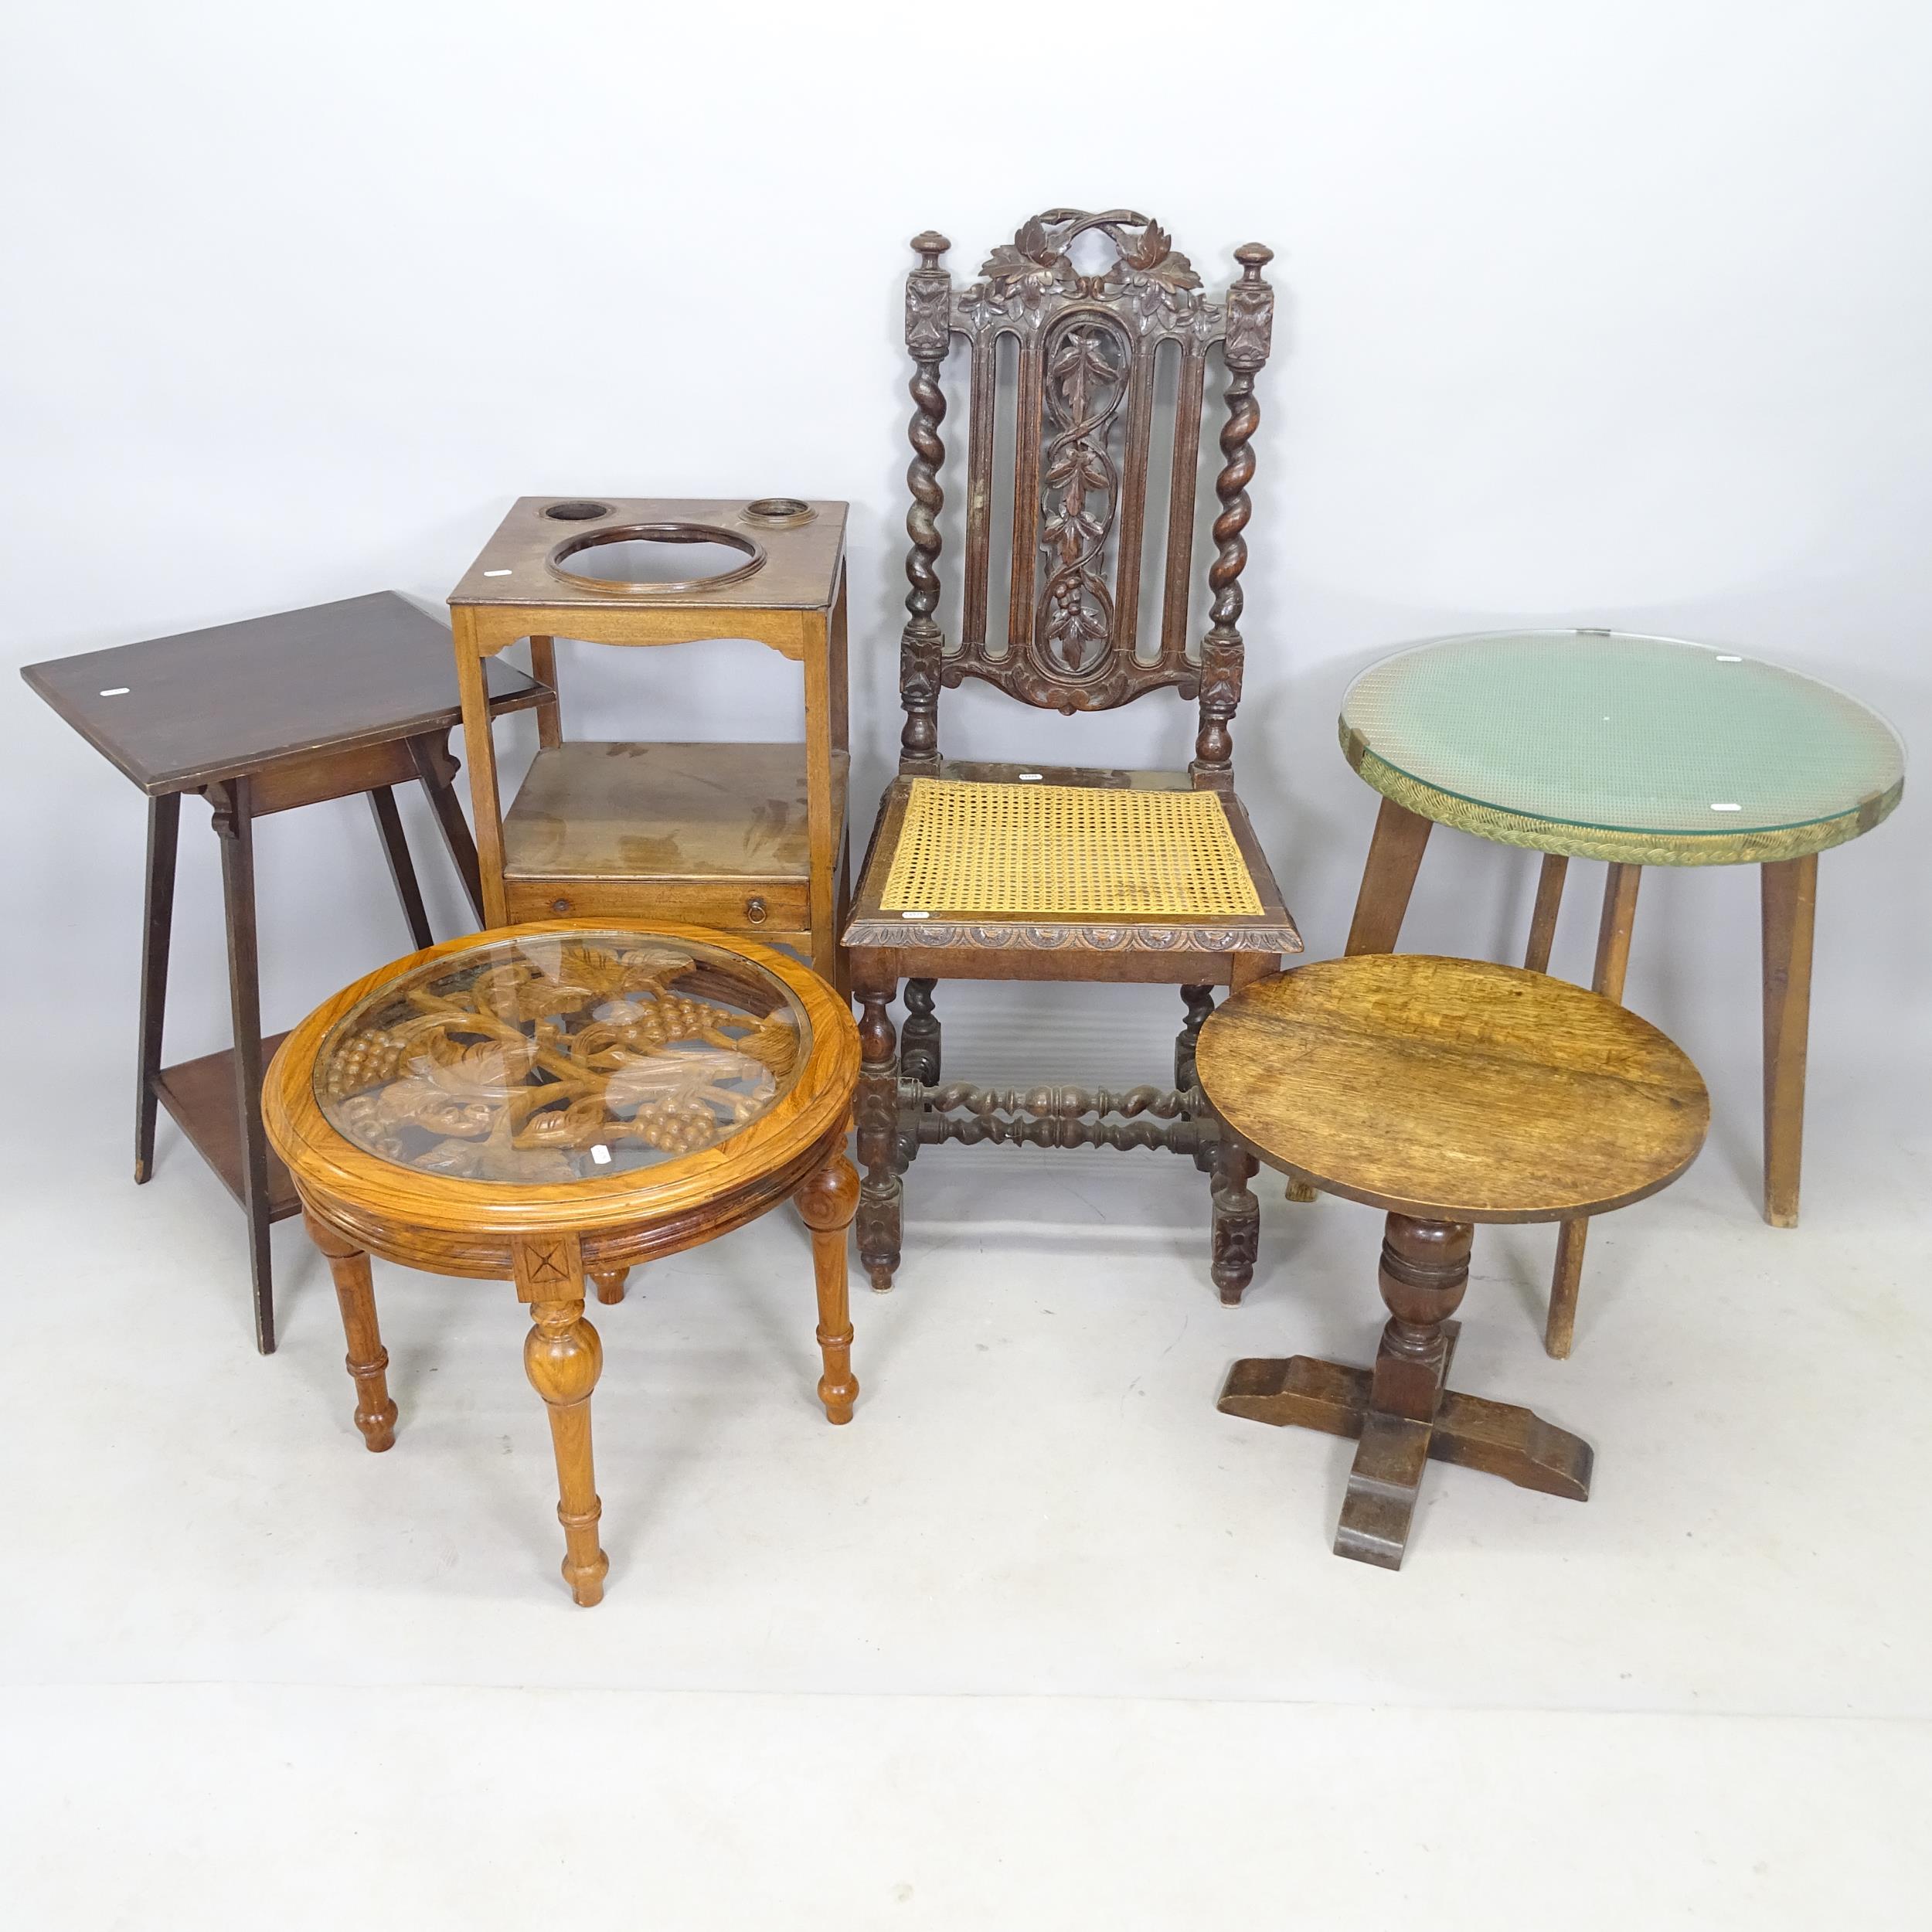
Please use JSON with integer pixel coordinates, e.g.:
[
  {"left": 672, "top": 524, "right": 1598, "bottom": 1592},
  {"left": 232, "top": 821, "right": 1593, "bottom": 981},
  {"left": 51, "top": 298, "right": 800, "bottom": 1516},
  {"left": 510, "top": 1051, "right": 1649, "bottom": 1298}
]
[
  {"left": 368, "top": 784, "right": 434, "bottom": 951},
  {"left": 408, "top": 732, "right": 486, "bottom": 928},
  {"left": 526, "top": 637, "right": 563, "bottom": 750},
  {"left": 134, "top": 791, "right": 181, "bottom": 1185},
  {"left": 1545, "top": 862, "right": 1641, "bottom": 1358},
  {"left": 211, "top": 777, "right": 276, "bottom": 1355},
  {"left": 1522, "top": 853, "right": 1569, "bottom": 973},
  {"left": 796, "top": 1147, "right": 860, "bottom": 1423},
  {"left": 1546, "top": 1218, "right": 1590, "bottom": 1360},
  {"left": 1761, "top": 854, "right": 1817, "bottom": 1229},
  {"left": 590, "top": 1270, "right": 629, "bottom": 1305},
  {"left": 1345, "top": 797, "right": 1434, "bottom": 956},
  {"left": 451, "top": 617, "right": 509, "bottom": 930},
  {"left": 305, "top": 1213, "right": 397, "bottom": 1451}
]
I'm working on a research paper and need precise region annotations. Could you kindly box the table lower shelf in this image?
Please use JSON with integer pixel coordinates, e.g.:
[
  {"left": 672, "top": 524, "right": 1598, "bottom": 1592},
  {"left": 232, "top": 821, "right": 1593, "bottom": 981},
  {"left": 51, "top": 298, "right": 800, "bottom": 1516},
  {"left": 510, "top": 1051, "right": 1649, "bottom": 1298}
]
[
  {"left": 154, "top": 1034, "right": 301, "bottom": 1221},
  {"left": 497, "top": 740, "right": 852, "bottom": 943}
]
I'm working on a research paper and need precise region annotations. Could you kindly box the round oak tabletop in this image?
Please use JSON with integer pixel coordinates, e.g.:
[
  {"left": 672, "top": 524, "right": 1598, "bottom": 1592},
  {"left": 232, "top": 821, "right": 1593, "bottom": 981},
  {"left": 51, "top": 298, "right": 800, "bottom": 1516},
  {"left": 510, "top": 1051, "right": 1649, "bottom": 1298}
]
[
  {"left": 264, "top": 920, "right": 859, "bottom": 1270},
  {"left": 1341, "top": 630, "right": 1903, "bottom": 867},
  {"left": 1197, "top": 954, "right": 1709, "bottom": 1224}
]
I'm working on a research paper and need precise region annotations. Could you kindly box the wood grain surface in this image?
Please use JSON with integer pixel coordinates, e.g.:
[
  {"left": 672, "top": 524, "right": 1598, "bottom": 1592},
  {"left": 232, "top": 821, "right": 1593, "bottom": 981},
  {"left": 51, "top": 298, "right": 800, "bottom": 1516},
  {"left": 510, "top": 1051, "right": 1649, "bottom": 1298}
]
[
  {"left": 20, "top": 590, "right": 545, "bottom": 794},
  {"left": 448, "top": 498, "right": 847, "bottom": 613},
  {"left": 1196, "top": 953, "right": 1708, "bottom": 1223}
]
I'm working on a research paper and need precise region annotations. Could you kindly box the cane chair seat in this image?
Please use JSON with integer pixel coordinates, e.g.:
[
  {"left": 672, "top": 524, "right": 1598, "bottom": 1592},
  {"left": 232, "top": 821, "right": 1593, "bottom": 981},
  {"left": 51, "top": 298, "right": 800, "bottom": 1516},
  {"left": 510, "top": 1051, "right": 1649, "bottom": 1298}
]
[
  {"left": 882, "top": 777, "right": 1264, "bottom": 920},
  {"left": 847, "top": 764, "right": 1301, "bottom": 954}
]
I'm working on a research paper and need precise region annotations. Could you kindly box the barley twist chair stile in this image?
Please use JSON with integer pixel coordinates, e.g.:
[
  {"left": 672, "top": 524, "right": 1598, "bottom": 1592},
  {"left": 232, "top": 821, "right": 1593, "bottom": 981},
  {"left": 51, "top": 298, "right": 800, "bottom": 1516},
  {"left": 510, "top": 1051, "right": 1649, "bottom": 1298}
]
[{"left": 843, "top": 210, "right": 1303, "bottom": 1302}]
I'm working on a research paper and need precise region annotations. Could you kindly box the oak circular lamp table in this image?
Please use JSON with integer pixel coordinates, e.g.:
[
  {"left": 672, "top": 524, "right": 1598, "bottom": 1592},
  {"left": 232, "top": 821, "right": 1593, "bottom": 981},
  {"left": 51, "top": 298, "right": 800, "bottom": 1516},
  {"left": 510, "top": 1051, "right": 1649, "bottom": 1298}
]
[
  {"left": 1339, "top": 630, "right": 1903, "bottom": 1356},
  {"left": 1202, "top": 954, "right": 1709, "bottom": 1570},
  {"left": 264, "top": 921, "right": 860, "bottom": 1606}
]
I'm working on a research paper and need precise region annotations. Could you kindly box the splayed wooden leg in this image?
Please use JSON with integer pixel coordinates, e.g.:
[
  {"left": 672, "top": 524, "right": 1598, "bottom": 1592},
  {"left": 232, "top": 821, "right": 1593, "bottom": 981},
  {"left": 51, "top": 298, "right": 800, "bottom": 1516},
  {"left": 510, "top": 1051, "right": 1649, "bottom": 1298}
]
[
  {"left": 1761, "top": 854, "right": 1817, "bottom": 1229},
  {"left": 1522, "top": 852, "right": 1569, "bottom": 973},
  {"left": 1545, "top": 862, "right": 1641, "bottom": 1357},
  {"left": 1345, "top": 797, "right": 1433, "bottom": 956},
  {"left": 1545, "top": 1217, "right": 1588, "bottom": 1359},
  {"left": 134, "top": 791, "right": 180, "bottom": 1185}
]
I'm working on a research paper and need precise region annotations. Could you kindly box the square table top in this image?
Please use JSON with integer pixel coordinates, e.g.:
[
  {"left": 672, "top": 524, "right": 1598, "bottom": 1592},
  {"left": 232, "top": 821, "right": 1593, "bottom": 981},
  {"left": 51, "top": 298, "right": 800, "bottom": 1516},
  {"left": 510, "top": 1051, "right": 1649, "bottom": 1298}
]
[
  {"left": 21, "top": 590, "right": 546, "bottom": 796},
  {"left": 447, "top": 498, "right": 848, "bottom": 612}
]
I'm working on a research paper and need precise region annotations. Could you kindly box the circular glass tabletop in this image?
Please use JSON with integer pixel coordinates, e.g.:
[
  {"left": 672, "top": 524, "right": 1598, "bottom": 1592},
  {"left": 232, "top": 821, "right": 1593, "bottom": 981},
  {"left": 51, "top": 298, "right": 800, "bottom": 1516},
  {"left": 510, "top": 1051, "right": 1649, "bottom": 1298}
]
[
  {"left": 315, "top": 930, "right": 808, "bottom": 1185},
  {"left": 1342, "top": 631, "right": 1903, "bottom": 852}
]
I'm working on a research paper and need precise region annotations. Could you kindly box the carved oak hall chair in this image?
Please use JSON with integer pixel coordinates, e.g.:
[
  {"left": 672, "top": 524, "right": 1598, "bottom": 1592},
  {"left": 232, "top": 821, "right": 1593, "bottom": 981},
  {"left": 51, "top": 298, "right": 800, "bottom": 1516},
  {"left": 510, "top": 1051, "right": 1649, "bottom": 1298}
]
[{"left": 843, "top": 211, "right": 1303, "bottom": 1303}]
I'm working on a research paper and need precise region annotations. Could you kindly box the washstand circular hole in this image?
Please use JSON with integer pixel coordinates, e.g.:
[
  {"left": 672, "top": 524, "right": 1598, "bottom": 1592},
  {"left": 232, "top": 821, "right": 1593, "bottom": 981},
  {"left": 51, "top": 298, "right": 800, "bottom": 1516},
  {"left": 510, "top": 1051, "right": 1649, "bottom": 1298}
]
[
  {"left": 546, "top": 520, "right": 767, "bottom": 595},
  {"left": 742, "top": 497, "right": 817, "bottom": 528},
  {"left": 543, "top": 500, "right": 614, "bottom": 521}
]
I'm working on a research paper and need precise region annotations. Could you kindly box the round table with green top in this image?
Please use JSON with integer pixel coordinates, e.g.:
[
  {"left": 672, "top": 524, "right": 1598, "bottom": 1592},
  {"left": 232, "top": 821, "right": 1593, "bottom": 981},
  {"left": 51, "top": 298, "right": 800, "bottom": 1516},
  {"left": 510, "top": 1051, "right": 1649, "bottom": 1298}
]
[{"left": 1337, "top": 628, "right": 1904, "bottom": 1357}]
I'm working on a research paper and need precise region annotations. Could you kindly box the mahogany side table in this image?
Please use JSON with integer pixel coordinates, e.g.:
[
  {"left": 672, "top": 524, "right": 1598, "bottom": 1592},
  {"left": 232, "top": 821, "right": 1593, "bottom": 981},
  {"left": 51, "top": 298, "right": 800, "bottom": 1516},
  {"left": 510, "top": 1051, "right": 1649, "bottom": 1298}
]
[
  {"left": 1202, "top": 954, "right": 1708, "bottom": 1570},
  {"left": 447, "top": 497, "right": 852, "bottom": 989},
  {"left": 263, "top": 920, "right": 861, "bottom": 1607},
  {"left": 21, "top": 591, "right": 547, "bottom": 1352}
]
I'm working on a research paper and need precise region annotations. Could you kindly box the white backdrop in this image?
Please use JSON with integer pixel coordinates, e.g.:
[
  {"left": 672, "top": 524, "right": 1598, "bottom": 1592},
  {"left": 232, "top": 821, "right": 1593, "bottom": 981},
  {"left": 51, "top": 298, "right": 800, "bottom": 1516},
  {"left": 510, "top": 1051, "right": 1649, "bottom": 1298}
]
[{"left": 3, "top": 1, "right": 1927, "bottom": 1167}]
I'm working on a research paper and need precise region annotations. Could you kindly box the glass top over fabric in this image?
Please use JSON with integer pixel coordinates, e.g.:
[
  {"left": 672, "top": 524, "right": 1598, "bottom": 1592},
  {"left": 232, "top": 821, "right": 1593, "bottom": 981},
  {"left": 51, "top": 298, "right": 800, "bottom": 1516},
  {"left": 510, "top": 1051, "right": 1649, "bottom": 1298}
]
[
  {"left": 315, "top": 930, "right": 808, "bottom": 1185},
  {"left": 1342, "top": 631, "right": 1903, "bottom": 862}
]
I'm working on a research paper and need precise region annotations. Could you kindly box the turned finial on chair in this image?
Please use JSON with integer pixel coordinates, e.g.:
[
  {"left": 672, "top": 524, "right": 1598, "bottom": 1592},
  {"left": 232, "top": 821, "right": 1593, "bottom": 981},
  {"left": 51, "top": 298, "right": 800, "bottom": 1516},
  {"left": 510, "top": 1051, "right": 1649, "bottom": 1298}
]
[
  {"left": 1234, "top": 242, "right": 1274, "bottom": 278},
  {"left": 911, "top": 231, "right": 951, "bottom": 267}
]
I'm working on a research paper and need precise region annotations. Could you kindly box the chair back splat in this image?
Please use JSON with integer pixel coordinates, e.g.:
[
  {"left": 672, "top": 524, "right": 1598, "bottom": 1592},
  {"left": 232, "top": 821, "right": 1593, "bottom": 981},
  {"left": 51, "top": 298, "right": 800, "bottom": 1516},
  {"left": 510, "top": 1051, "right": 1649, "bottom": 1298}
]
[{"left": 897, "top": 211, "right": 1276, "bottom": 791}]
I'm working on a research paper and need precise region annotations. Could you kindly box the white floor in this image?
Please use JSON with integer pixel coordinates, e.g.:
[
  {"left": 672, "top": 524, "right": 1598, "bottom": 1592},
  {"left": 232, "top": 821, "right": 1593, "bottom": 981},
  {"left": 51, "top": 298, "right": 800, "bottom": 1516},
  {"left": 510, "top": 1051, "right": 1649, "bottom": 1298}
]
[{"left": 3, "top": 1005, "right": 1928, "bottom": 1927}]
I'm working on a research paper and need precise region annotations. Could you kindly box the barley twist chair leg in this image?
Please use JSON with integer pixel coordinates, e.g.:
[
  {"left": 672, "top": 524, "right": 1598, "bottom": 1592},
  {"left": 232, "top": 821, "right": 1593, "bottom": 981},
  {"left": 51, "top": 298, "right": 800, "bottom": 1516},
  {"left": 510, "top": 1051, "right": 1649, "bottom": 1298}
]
[
  {"left": 900, "top": 978, "right": 941, "bottom": 1087},
  {"left": 1175, "top": 985, "right": 1215, "bottom": 1091},
  {"left": 855, "top": 982, "right": 903, "bottom": 1292},
  {"left": 1210, "top": 1134, "right": 1260, "bottom": 1307}
]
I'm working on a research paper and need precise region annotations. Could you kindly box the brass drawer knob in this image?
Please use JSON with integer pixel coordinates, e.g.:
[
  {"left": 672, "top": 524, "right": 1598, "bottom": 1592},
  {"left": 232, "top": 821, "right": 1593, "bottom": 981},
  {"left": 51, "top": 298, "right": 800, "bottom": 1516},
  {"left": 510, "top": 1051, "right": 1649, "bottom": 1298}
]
[{"left": 745, "top": 895, "right": 768, "bottom": 924}]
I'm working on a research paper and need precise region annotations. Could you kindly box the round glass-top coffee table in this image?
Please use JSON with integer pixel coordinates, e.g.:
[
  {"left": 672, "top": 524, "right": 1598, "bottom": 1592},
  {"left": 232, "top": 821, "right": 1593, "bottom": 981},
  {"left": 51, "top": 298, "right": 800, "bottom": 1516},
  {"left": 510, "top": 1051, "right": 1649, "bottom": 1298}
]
[
  {"left": 1338, "top": 630, "right": 1903, "bottom": 1355},
  {"left": 264, "top": 921, "right": 860, "bottom": 1606}
]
